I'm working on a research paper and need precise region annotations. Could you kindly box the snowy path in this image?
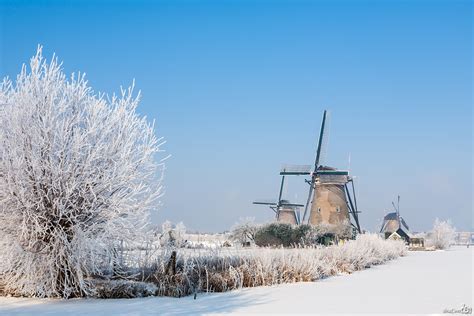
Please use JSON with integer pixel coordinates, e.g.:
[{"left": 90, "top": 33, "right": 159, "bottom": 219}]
[{"left": 0, "top": 247, "right": 472, "bottom": 315}]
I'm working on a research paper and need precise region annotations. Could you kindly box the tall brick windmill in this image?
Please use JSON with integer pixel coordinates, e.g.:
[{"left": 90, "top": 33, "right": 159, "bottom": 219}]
[
  {"left": 301, "top": 110, "right": 361, "bottom": 233},
  {"left": 253, "top": 110, "right": 361, "bottom": 233}
]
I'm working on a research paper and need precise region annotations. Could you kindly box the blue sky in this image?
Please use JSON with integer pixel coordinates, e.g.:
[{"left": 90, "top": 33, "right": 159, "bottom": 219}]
[{"left": 1, "top": 0, "right": 472, "bottom": 232}]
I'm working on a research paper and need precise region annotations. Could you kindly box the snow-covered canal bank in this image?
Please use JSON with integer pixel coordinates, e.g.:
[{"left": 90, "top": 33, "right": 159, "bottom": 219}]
[{"left": 0, "top": 246, "right": 472, "bottom": 315}]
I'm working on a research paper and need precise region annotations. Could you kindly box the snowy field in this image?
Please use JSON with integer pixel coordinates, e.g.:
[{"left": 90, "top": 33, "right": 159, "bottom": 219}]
[{"left": 0, "top": 246, "right": 472, "bottom": 315}]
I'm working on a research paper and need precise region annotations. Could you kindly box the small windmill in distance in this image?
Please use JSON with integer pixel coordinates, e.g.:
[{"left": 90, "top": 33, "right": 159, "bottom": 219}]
[
  {"left": 380, "top": 195, "right": 411, "bottom": 242},
  {"left": 253, "top": 165, "right": 306, "bottom": 224}
]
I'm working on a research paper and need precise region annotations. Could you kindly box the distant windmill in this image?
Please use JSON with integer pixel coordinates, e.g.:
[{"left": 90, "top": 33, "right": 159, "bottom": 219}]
[
  {"left": 380, "top": 195, "right": 411, "bottom": 241},
  {"left": 253, "top": 166, "right": 305, "bottom": 225}
]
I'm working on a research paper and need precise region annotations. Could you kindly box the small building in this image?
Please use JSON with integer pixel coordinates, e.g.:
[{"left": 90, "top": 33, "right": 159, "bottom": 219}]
[
  {"left": 455, "top": 232, "right": 474, "bottom": 245},
  {"left": 387, "top": 231, "right": 402, "bottom": 241},
  {"left": 409, "top": 237, "right": 425, "bottom": 249}
]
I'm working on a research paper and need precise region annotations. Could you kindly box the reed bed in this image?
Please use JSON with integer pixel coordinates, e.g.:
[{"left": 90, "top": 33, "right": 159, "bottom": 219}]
[{"left": 111, "top": 233, "right": 406, "bottom": 298}]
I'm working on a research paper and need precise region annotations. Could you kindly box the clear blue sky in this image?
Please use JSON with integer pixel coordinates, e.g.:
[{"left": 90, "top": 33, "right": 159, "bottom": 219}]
[{"left": 1, "top": 0, "right": 472, "bottom": 232}]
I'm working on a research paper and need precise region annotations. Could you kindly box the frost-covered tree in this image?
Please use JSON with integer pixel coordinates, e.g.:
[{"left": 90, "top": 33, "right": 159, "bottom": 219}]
[
  {"left": 175, "top": 222, "right": 187, "bottom": 242},
  {"left": 0, "top": 47, "right": 165, "bottom": 298},
  {"left": 229, "top": 217, "right": 259, "bottom": 246},
  {"left": 159, "top": 221, "right": 187, "bottom": 248},
  {"left": 427, "top": 218, "right": 456, "bottom": 250}
]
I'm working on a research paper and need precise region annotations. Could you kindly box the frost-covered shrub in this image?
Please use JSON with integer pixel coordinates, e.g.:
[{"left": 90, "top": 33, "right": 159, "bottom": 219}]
[
  {"left": 229, "top": 217, "right": 259, "bottom": 246},
  {"left": 332, "top": 220, "right": 354, "bottom": 239},
  {"left": 0, "top": 47, "right": 164, "bottom": 298},
  {"left": 254, "top": 221, "right": 354, "bottom": 247},
  {"left": 254, "top": 222, "right": 295, "bottom": 247},
  {"left": 425, "top": 218, "right": 456, "bottom": 250}
]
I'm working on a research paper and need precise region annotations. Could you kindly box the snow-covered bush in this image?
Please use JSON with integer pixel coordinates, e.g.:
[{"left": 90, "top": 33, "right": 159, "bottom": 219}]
[
  {"left": 254, "top": 221, "right": 354, "bottom": 247},
  {"left": 0, "top": 47, "right": 164, "bottom": 298},
  {"left": 229, "top": 217, "right": 259, "bottom": 246},
  {"left": 426, "top": 218, "right": 456, "bottom": 250},
  {"left": 331, "top": 220, "right": 354, "bottom": 240},
  {"left": 254, "top": 222, "right": 295, "bottom": 246}
]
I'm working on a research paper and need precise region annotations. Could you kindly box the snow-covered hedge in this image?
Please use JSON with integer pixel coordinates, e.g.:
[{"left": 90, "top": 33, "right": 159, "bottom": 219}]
[
  {"left": 144, "top": 233, "right": 406, "bottom": 297},
  {"left": 253, "top": 221, "right": 353, "bottom": 247}
]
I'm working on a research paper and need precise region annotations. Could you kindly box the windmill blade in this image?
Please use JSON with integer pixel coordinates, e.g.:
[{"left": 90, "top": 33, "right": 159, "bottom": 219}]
[
  {"left": 253, "top": 200, "right": 277, "bottom": 206},
  {"left": 280, "top": 202, "right": 305, "bottom": 207},
  {"left": 301, "top": 183, "right": 313, "bottom": 224},
  {"left": 397, "top": 195, "right": 400, "bottom": 215},
  {"left": 314, "top": 110, "right": 329, "bottom": 170},
  {"left": 280, "top": 164, "right": 311, "bottom": 175},
  {"left": 392, "top": 201, "right": 398, "bottom": 213},
  {"left": 350, "top": 178, "right": 359, "bottom": 215},
  {"left": 379, "top": 207, "right": 389, "bottom": 233},
  {"left": 318, "top": 111, "right": 331, "bottom": 167},
  {"left": 302, "top": 110, "right": 329, "bottom": 223},
  {"left": 345, "top": 183, "right": 361, "bottom": 233},
  {"left": 277, "top": 175, "right": 286, "bottom": 206}
]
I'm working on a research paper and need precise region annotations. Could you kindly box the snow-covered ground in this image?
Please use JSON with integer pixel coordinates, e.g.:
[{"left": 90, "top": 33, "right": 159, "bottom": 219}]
[{"left": 0, "top": 246, "right": 472, "bottom": 315}]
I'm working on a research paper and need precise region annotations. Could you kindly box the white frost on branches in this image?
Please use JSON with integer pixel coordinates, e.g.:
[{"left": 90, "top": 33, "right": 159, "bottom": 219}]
[
  {"left": 0, "top": 47, "right": 165, "bottom": 298},
  {"left": 426, "top": 218, "right": 456, "bottom": 250},
  {"left": 229, "top": 217, "right": 259, "bottom": 246},
  {"left": 159, "top": 221, "right": 187, "bottom": 248}
]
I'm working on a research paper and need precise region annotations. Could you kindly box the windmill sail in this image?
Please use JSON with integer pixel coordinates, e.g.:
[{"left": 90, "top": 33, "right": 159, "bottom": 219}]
[
  {"left": 280, "top": 164, "right": 311, "bottom": 175},
  {"left": 301, "top": 110, "right": 328, "bottom": 223}
]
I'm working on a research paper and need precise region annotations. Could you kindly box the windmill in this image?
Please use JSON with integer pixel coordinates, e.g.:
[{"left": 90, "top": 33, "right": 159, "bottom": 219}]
[
  {"left": 380, "top": 195, "right": 411, "bottom": 241},
  {"left": 253, "top": 166, "right": 306, "bottom": 225},
  {"left": 299, "top": 110, "right": 361, "bottom": 233},
  {"left": 253, "top": 110, "right": 361, "bottom": 233}
]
